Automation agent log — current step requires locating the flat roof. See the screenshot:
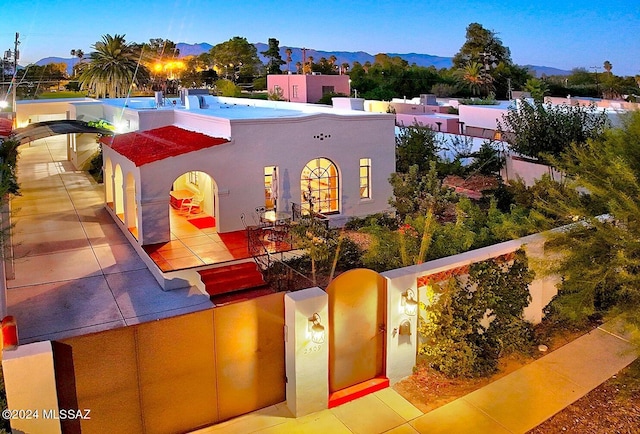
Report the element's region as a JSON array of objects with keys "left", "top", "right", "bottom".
[{"left": 100, "top": 95, "right": 386, "bottom": 121}]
